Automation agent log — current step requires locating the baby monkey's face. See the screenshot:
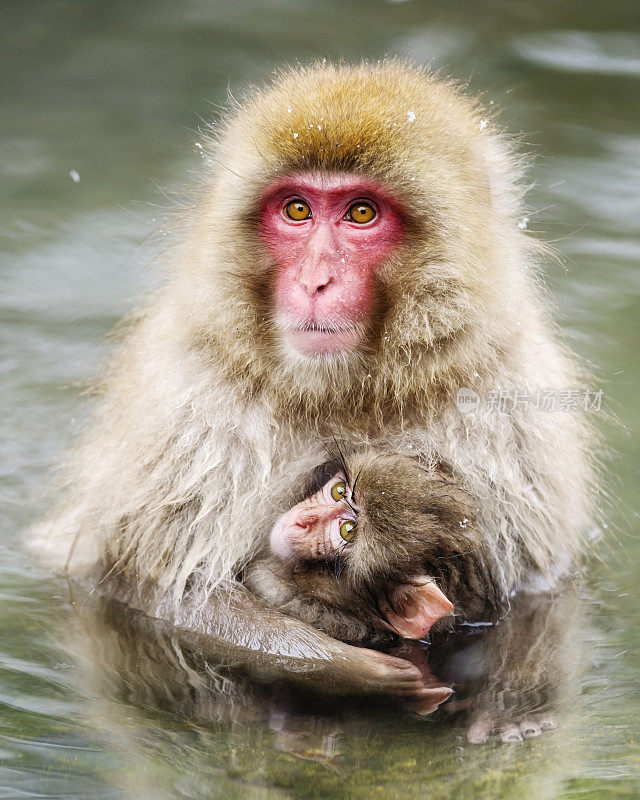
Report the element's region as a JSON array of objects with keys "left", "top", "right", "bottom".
[
  {"left": 268, "top": 458, "right": 455, "bottom": 640},
  {"left": 270, "top": 472, "right": 357, "bottom": 564}
]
